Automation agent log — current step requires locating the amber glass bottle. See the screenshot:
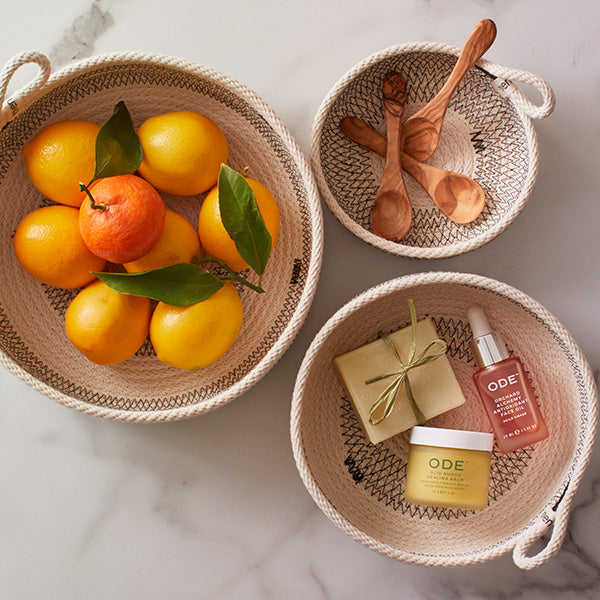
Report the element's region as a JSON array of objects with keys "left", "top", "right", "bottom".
[{"left": 468, "top": 306, "right": 548, "bottom": 453}]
